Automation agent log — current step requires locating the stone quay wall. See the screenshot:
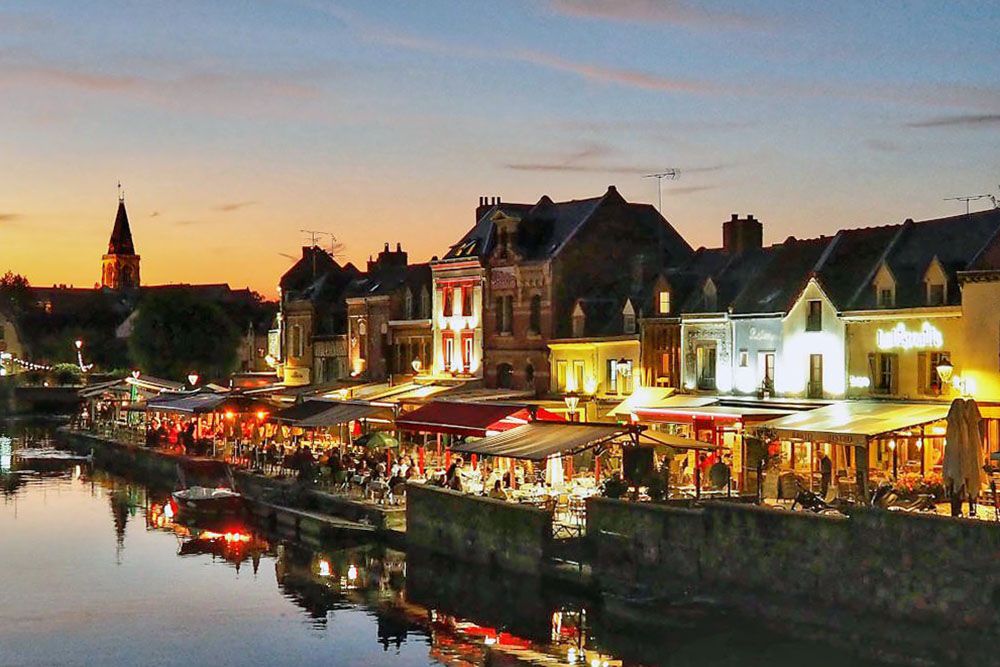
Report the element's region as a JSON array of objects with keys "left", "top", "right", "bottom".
[
  {"left": 587, "top": 497, "right": 1000, "bottom": 634},
  {"left": 406, "top": 483, "right": 551, "bottom": 575}
]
